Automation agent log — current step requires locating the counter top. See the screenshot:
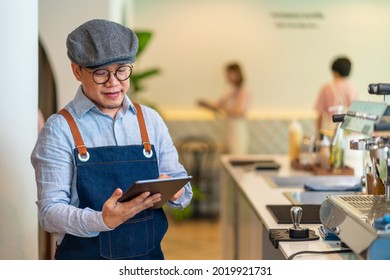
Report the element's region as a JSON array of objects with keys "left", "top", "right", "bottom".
[{"left": 220, "top": 154, "right": 358, "bottom": 260}]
